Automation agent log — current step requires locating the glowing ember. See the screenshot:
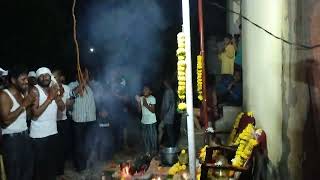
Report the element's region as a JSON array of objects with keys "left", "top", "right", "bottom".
[{"left": 182, "top": 172, "right": 190, "bottom": 180}]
